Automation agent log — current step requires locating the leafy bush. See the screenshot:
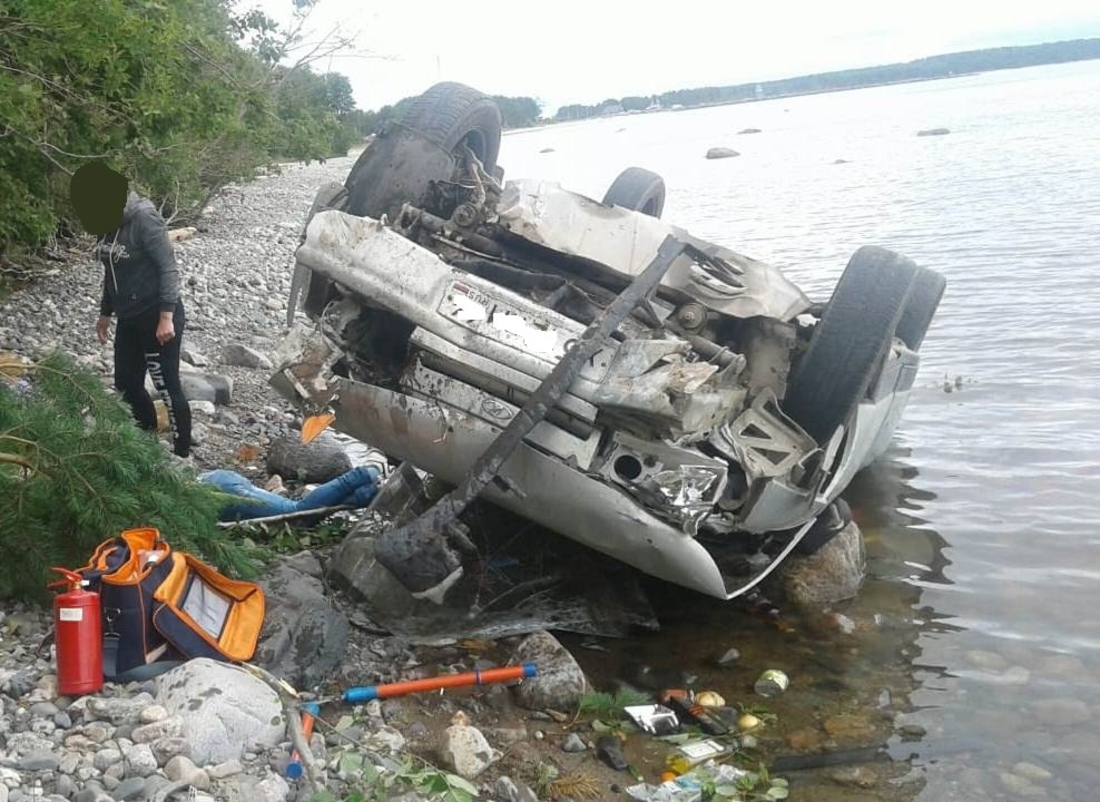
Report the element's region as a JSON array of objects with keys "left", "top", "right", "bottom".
[
  {"left": 0, "top": 351, "right": 254, "bottom": 600},
  {"left": 0, "top": 0, "right": 364, "bottom": 253}
]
